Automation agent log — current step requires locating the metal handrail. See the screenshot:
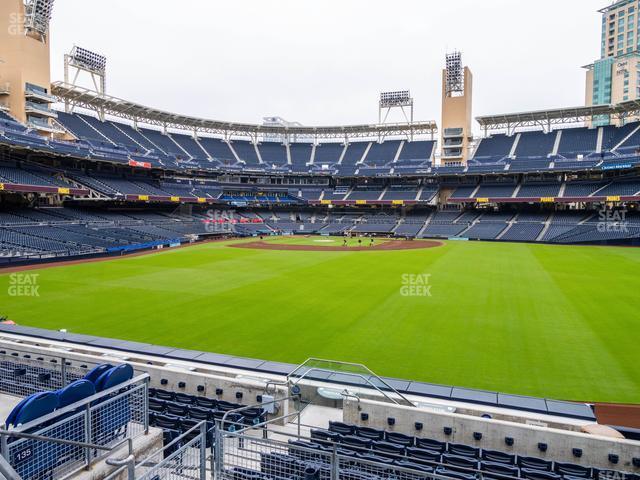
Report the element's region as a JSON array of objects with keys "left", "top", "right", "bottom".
[
  {"left": 219, "top": 394, "right": 294, "bottom": 431},
  {"left": 0, "top": 430, "right": 114, "bottom": 451},
  {"left": 0, "top": 453, "right": 20, "bottom": 480},
  {"left": 135, "top": 420, "right": 206, "bottom": 469},
  {"left": 288, "top": 358, "right": 414, "bottom": 407},
  {"left": 137, "top": 423, "right": 207, "bottom": 480}
]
